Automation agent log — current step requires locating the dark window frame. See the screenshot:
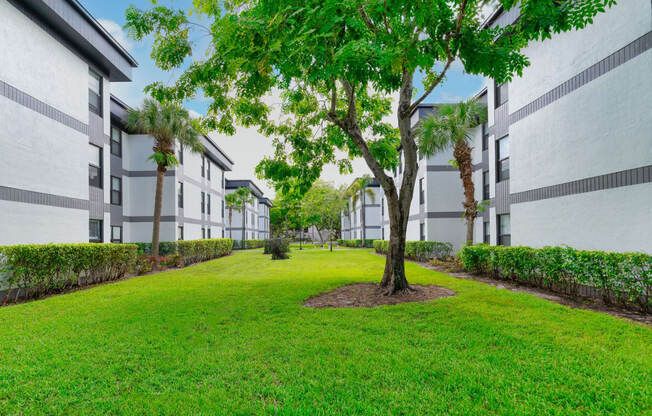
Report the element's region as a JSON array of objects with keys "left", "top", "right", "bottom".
[
  {"left": 201, "top": 155, "right": 205, "bottom": 178},
  {"left": 221, "top": 200, "right": 225, "bottom": 218},
  {"left": 111, "top": 225, "right": 123, "bottom": 243},
  {"left": 201, "top": 191, "right": 205, "bottom": 214},
  {"left": 496, "top": 136, "right": 510, "bottom": 182},
  {"left": 89, "top": 219, "right": 103, "bottom": 243},
  {"left": 207, "top": 159, "right": 211, "bottom": 180},
  {"left": 207, "top": 194, "right": 211, "bottom": 215},
  {"left": 110, "top": 175, "right": 122, "bottom": 205},
  {"left": 178, "top": 182, "right": 184, "bottom": 208},
  {"left": 201, "top": 227, "right": 206, "bottom": 239},
  {"left": 498, "top": 214, "right": 511, "bottom": 246},
  {"left": 419, "top": 178, "right": 424, "bottom": 205},
  {"left": 178, "top": 143, "right": 184, "bottom": 165},
  {"left": 89, "top": 144, "right": 103, "bottom": 188},
  {"left": 483, "top": 221, "right": 490, "bottom": 244},
  {"left": 419, "top": 223, "right": 425, "bottom": 241},
  {"left": 495, "top": 82, "right": 508, "bottom": 108},
  {"left": 207, "top": 228, "right": 211, "bottom": 239},
  {"left": 178, "top": 225, "right": 184, "bottom": 241},
  {"left": 88, "top": 69, "right": 103, "bottom": 116},
  {"left": 483, "top": 170, "right": 490, "bottom": 201},
  {"left": 110, "top": 125, "right": 122, "bottom": 157},
  {"left": 482, "top": 122, "right": 489, "bottom": 151}
]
